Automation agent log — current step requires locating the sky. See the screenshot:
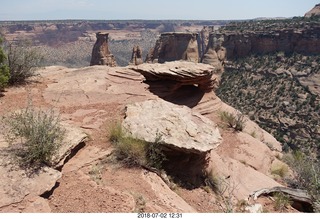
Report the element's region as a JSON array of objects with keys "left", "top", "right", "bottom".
[{"left": 0, "top": 0, "right": 319, "bottom": 21}]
